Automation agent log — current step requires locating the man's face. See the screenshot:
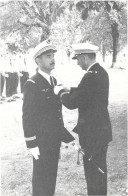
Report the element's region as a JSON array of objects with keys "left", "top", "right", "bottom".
[
  {"left": 76, "top": 54, "right": 89, "bottom": 70},
  {"left": 36, "top": 50, "right": 55, "bottom": 73}
]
